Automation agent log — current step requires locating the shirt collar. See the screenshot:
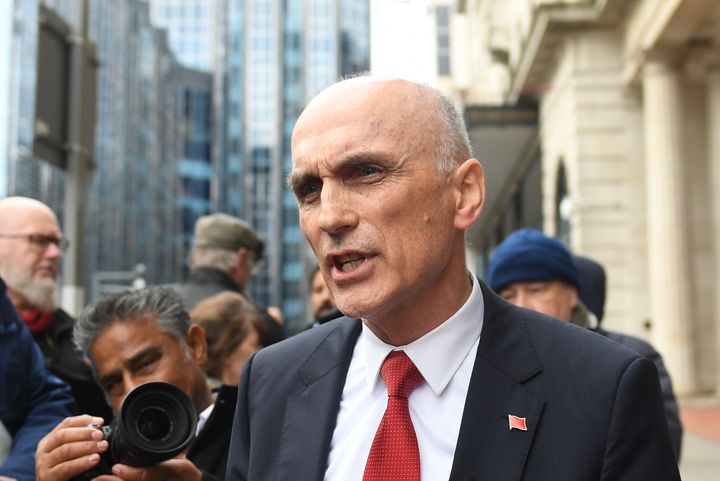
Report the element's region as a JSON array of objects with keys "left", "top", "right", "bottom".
[{"left": 360, "top": 273, "right": 484, "bottom": 396}]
